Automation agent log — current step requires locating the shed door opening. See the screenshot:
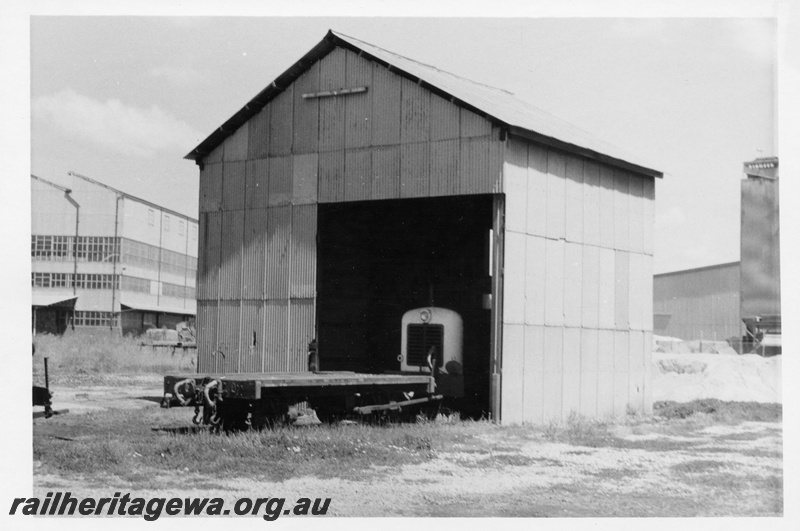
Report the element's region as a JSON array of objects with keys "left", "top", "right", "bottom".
[{"left": 316, "top": 195, "right": 495, "bottom": 417}]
